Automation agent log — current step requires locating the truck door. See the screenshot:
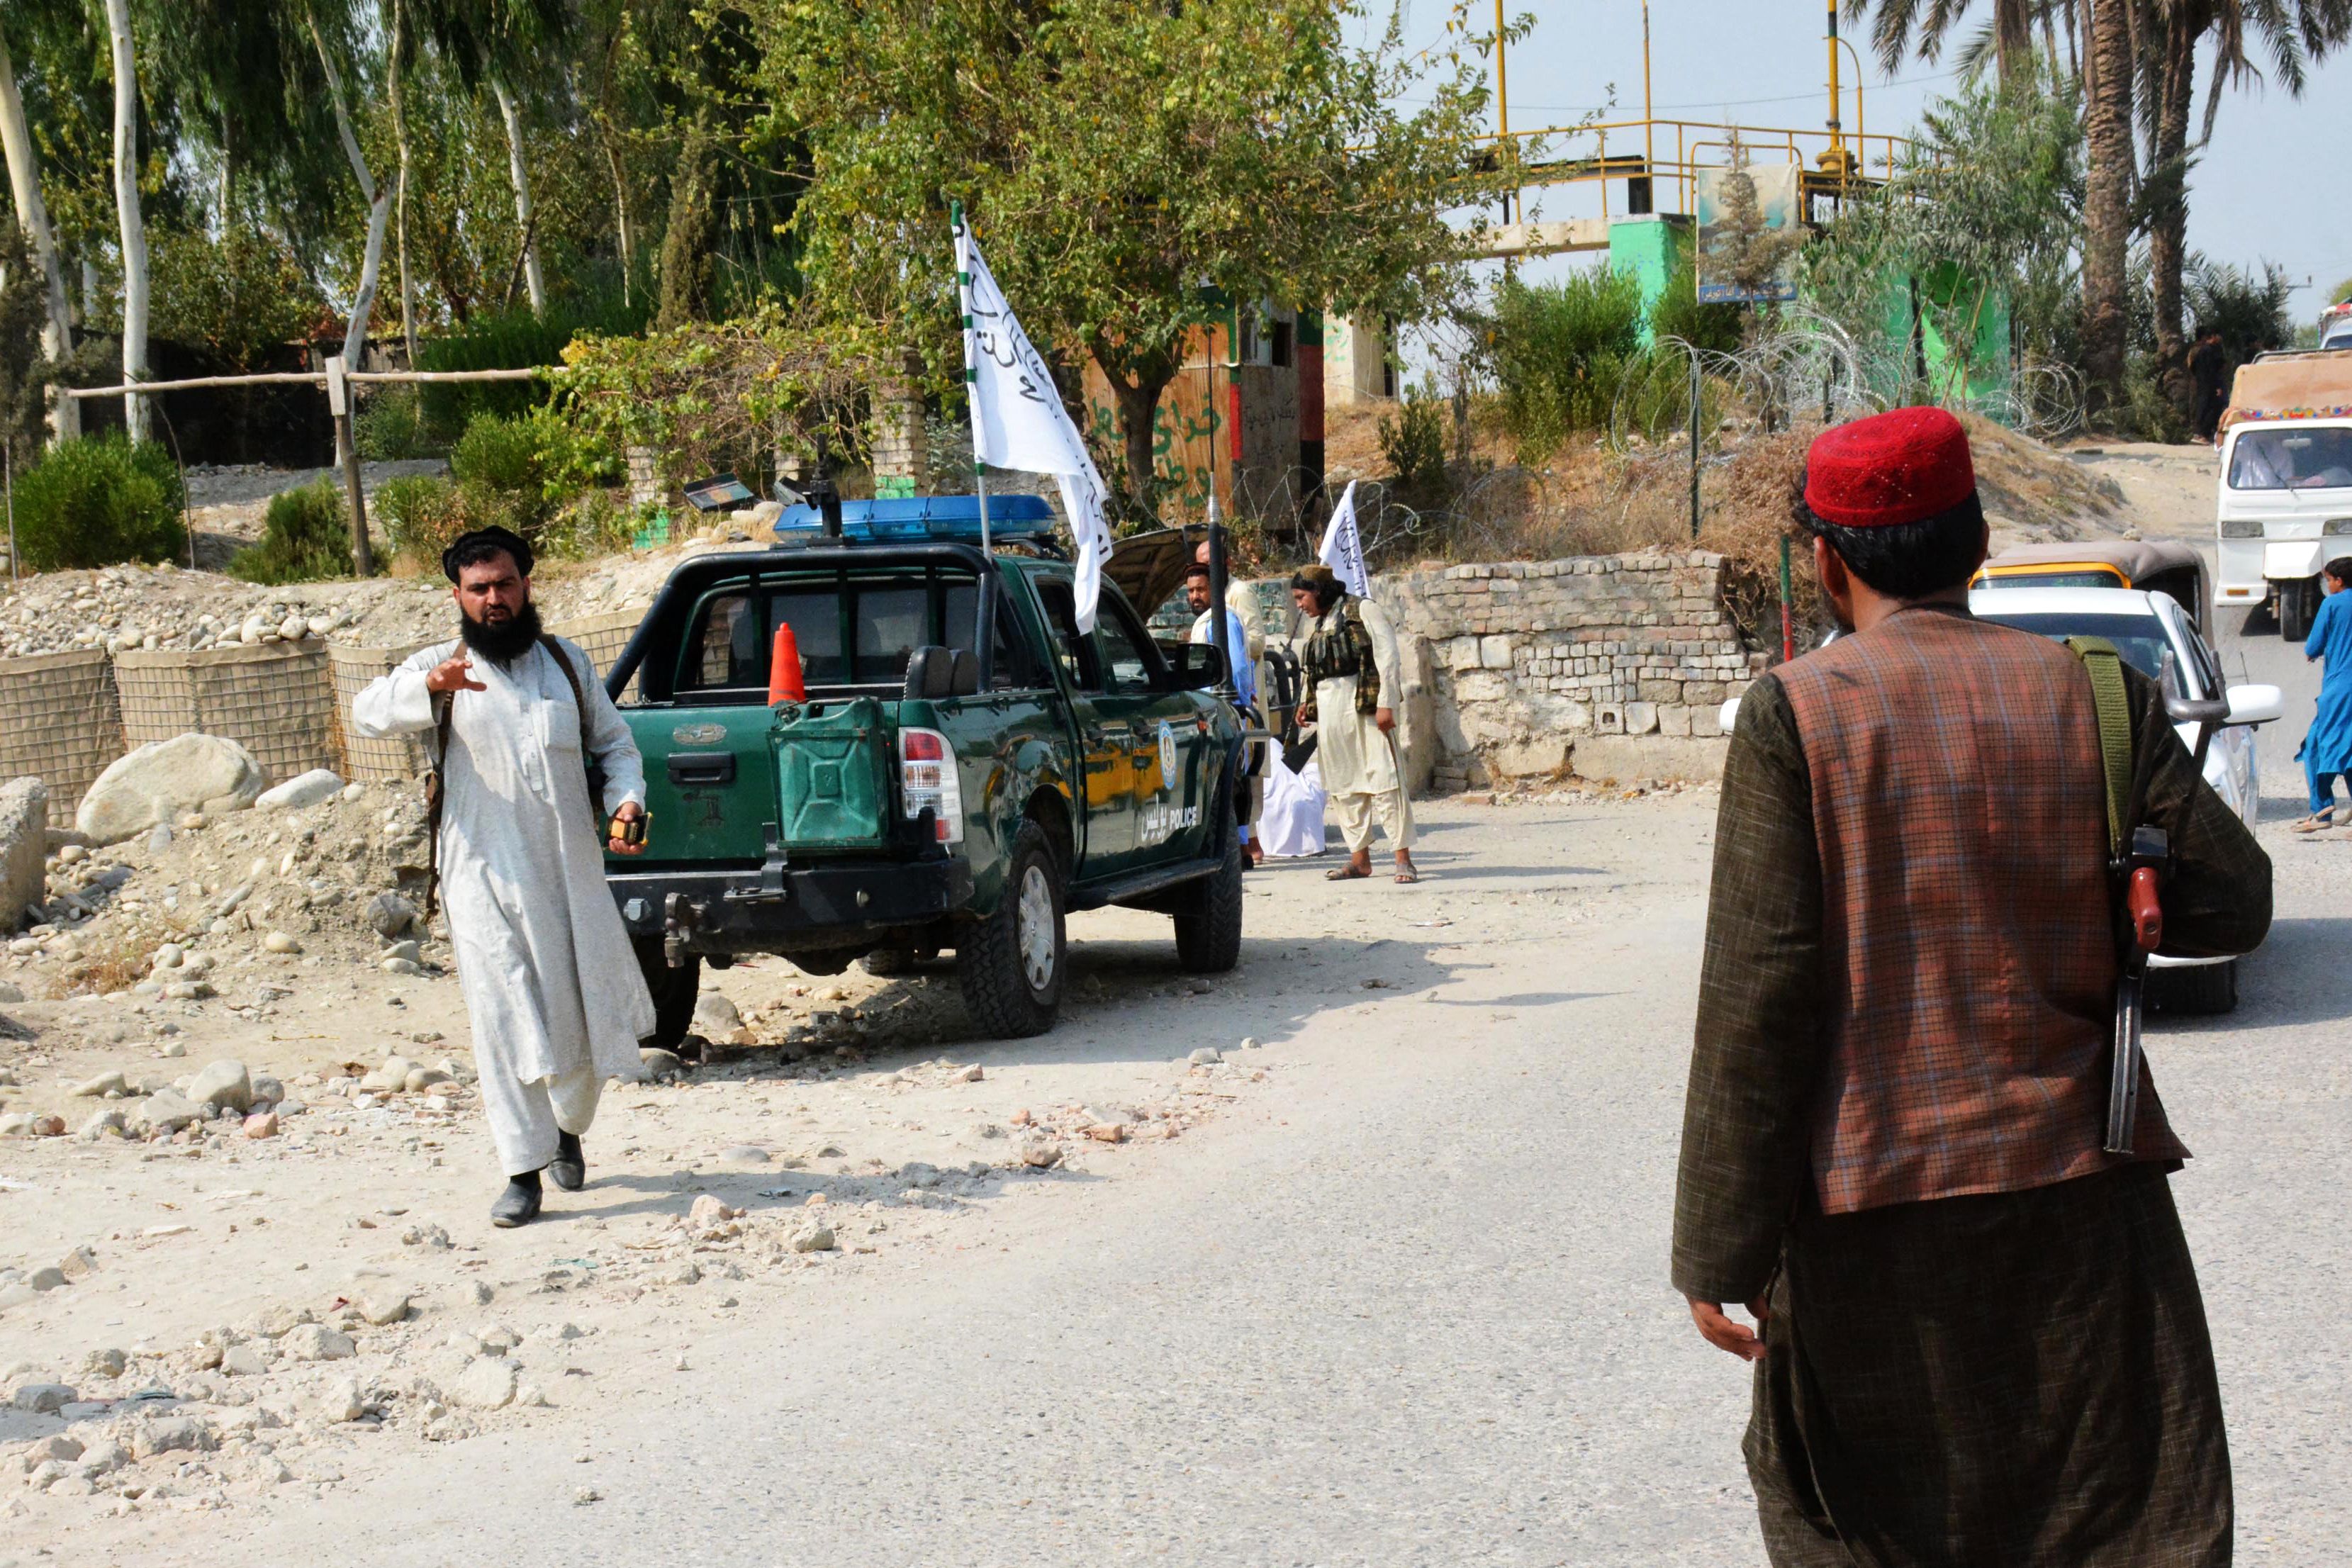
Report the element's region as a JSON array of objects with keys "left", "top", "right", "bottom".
[
  {"left": 1032, "top": 578, "right": 1136, "bottom": 877},
  {"left": 1086, "top": 590, "right": 1212, "bottom": 870}
]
